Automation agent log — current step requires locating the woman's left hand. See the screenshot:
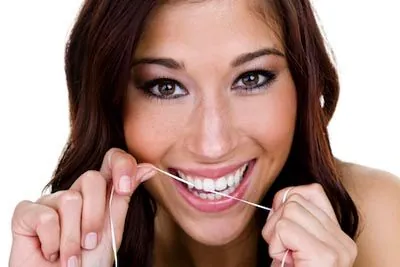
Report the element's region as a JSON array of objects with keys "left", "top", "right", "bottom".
[{"left": 262, "top": 183, "right": 358, "bottom": 267}]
